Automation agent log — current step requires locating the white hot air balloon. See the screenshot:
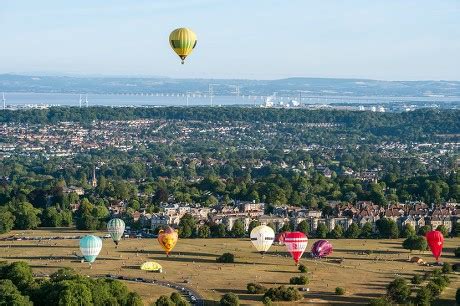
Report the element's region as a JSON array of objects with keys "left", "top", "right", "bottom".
[
  {"left": 107, "top": 218, "right": 125, "bottom": 246},
  {"left": 250, "top": 225, "right": 275, "bottom": 255}
]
